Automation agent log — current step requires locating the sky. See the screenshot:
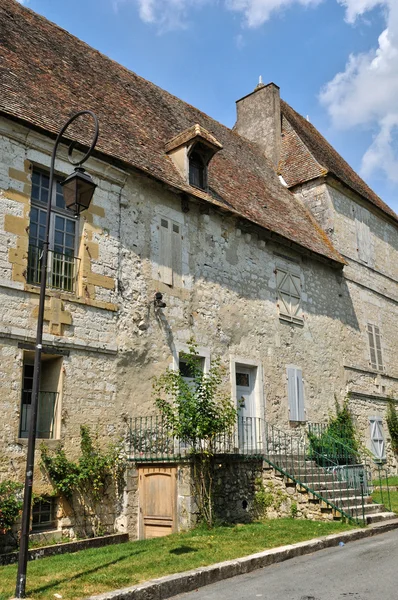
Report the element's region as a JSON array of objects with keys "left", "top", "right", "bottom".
[{"left": 16, "top": 0, "right": 398, "bottom": 212}]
